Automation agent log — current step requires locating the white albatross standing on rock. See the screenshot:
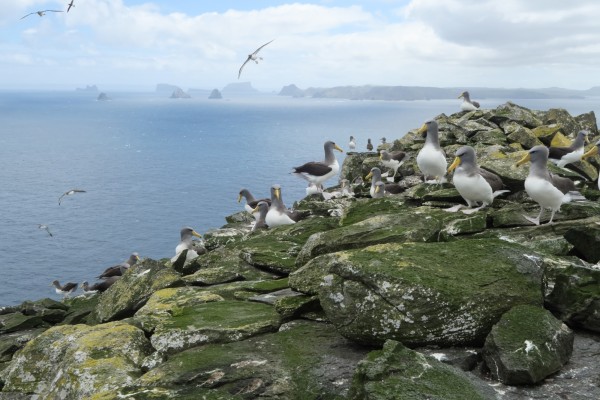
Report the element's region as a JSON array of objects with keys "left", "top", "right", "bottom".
[
  {"left": 265, "top": 184, "right": 307, "bottom": 227},
  {"left": 171, "top": 227, "right": 204, "bottom": 263},
  {"left": 516, "top": 145, "right": 586, "bottom": 225},
  {"left": 416, "top": 120, "right": 447, "bottom": 184},
  {"left": 458, "top": 91, "right": 480, "bottom": 111},
  {"left": 292, "top": 141, "right": 343, "bottom": 189}
]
